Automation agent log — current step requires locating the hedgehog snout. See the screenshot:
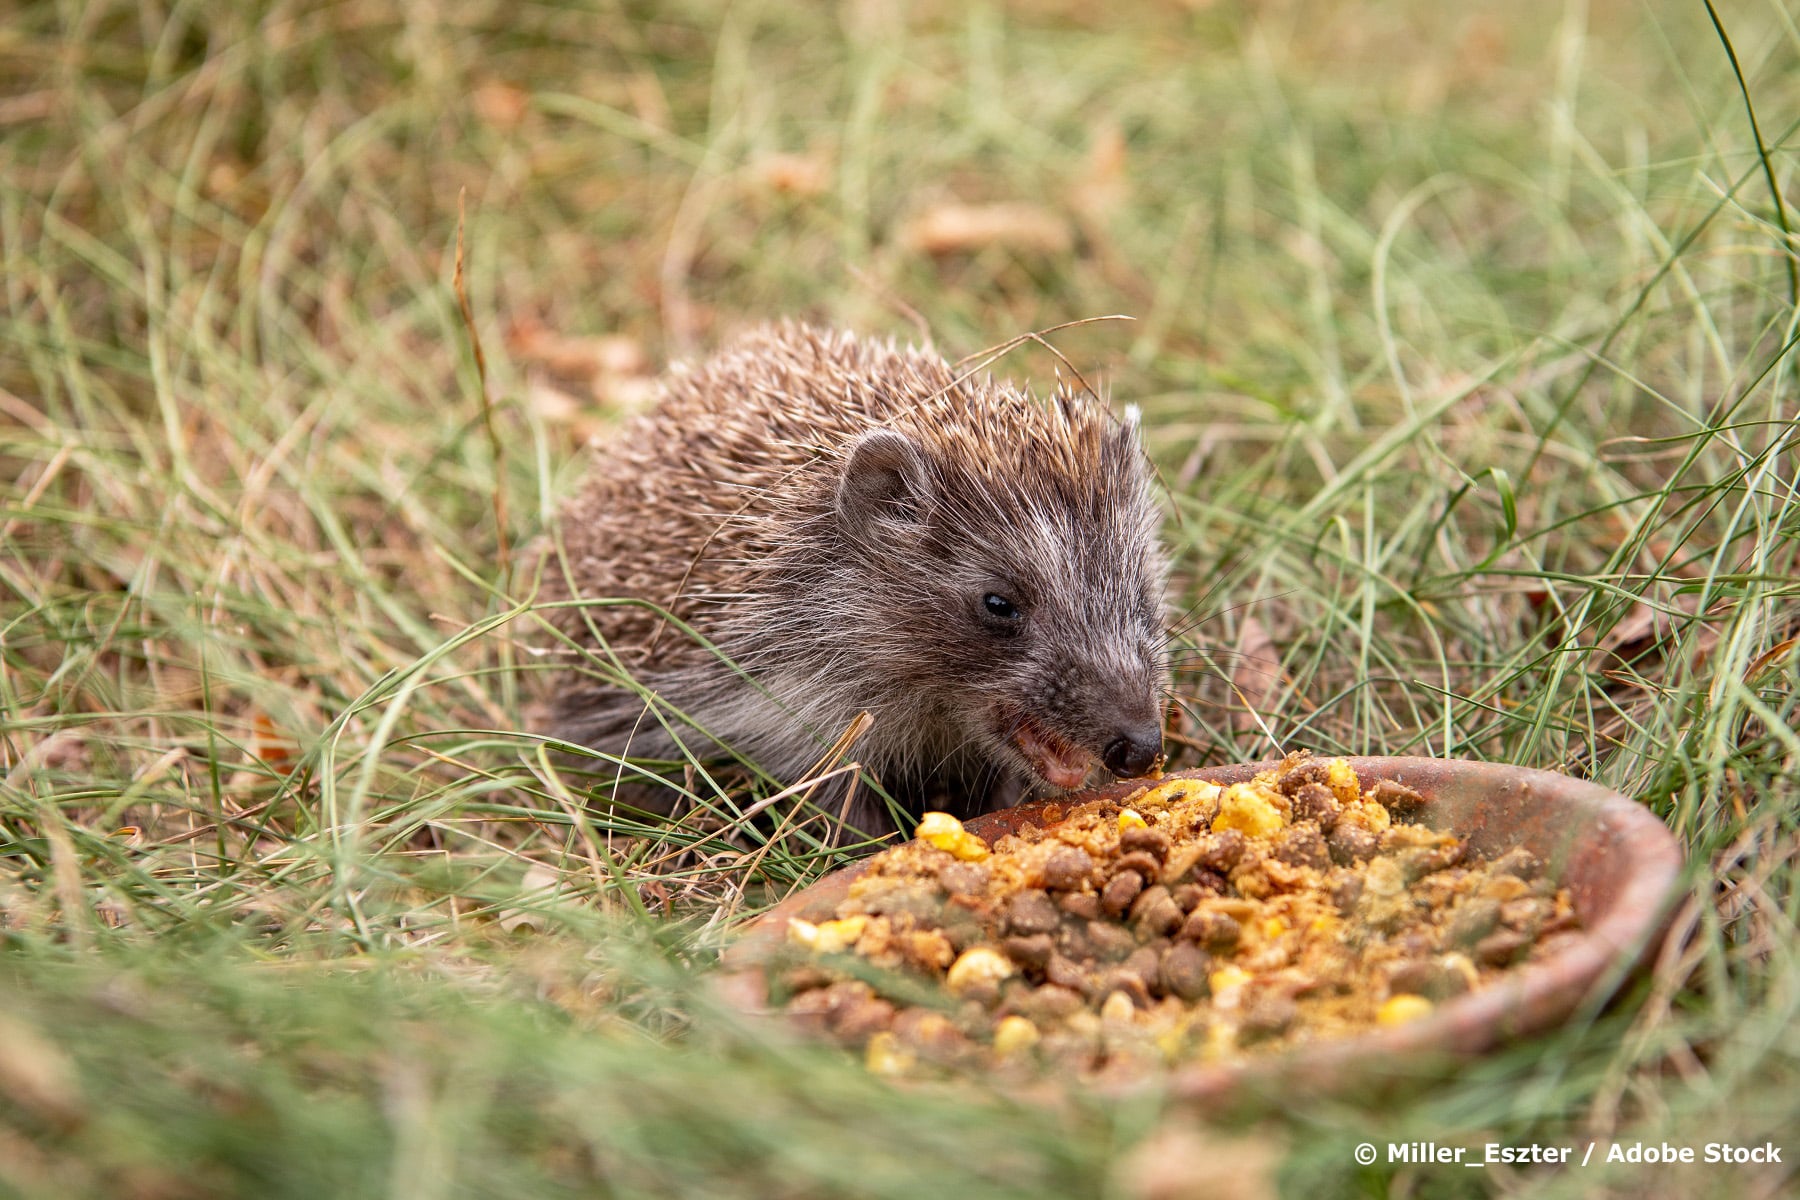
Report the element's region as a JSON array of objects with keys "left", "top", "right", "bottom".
[
  {"left": 1088, "top": 650, "right": 1168, "bottom": 779},
  {"left": 1102, "top": 725, "right": 1162, "bottom": 778},
  {"left": 996, "top": 651, "right": 1163, "bottom": 784}
]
